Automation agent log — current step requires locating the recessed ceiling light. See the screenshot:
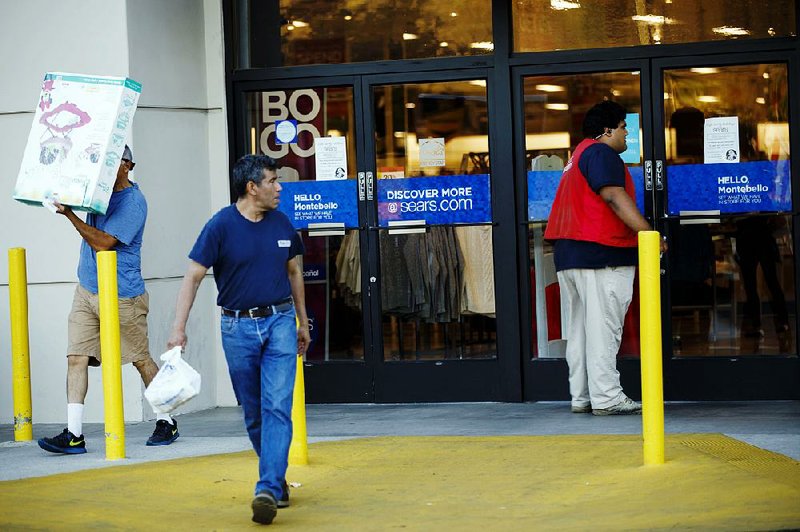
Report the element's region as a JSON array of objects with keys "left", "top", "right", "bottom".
[
  {"left": 291, "top": 19, "right": 308, "bottom": 28},
  {"left": 450, "top": 11, "right": 458, "bottom": 17},
  {"left": 690, "top": 67, "right": 719, "bottom": 74},
  {"left": 763, "top": 72, "right": 770, "bottom": 79},
  {"left": 697, "top": 95, "right": 719, "bottom": 103},
  {"left": 535, "top": 84, "right": 565, "bottom": 92},
  {"left": 712, "top": 26, "right": 751, "bottom": 36},
  {"left": 403, "top": 32, "right": 418, "bottom": 40},
  {"left": 550, "top": 0, "right": 581, "bottom": 9},
  {"left": 755, "top": 97, "right": 766, "bottom": 104},
  {"left": 440, "top": 42, "right": 449, "bottom": 47},
  {"left": 545, "top": 103, "right": 569, "bottom": 111},
  {"left": 405, "top": 103, "right": 416, "bottom": 109},
  {"left": 344, "top": 14, "right": 352, "bottom": 20},
  {"left": 470, "top": 41, "right": 494, "bottom": 50},
  {"left": 631, "top": 15, "right": 675, "bottom": 25}
]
